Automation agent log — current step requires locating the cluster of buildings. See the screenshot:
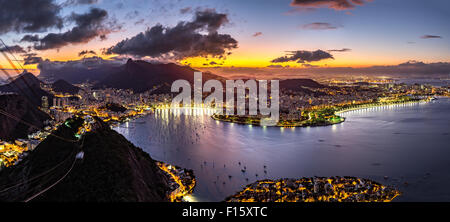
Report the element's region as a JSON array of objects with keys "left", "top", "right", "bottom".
[
  {"left": 0, "top": 139, "right": 40, "bottom": 168},
  {"left": 156, "top": 162, "right": 196, "bottom": 202},
  {"left": 278, "top": 80, "right": 448, "bottom": 121},
  {"left": 39, "top": 82, "right": 175, "bottom": 127},
  {"left": 2, "top": 82, "right": 157, "bottom": 169},
  {"left": 226, "top": 176, "right": 400, "bottom": 202},
  {"left": 2, "top": 78, "right": 179, "bottom": 169},
  {"left": 0, "top": 114, "right": 97, "bottom": 169}
]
